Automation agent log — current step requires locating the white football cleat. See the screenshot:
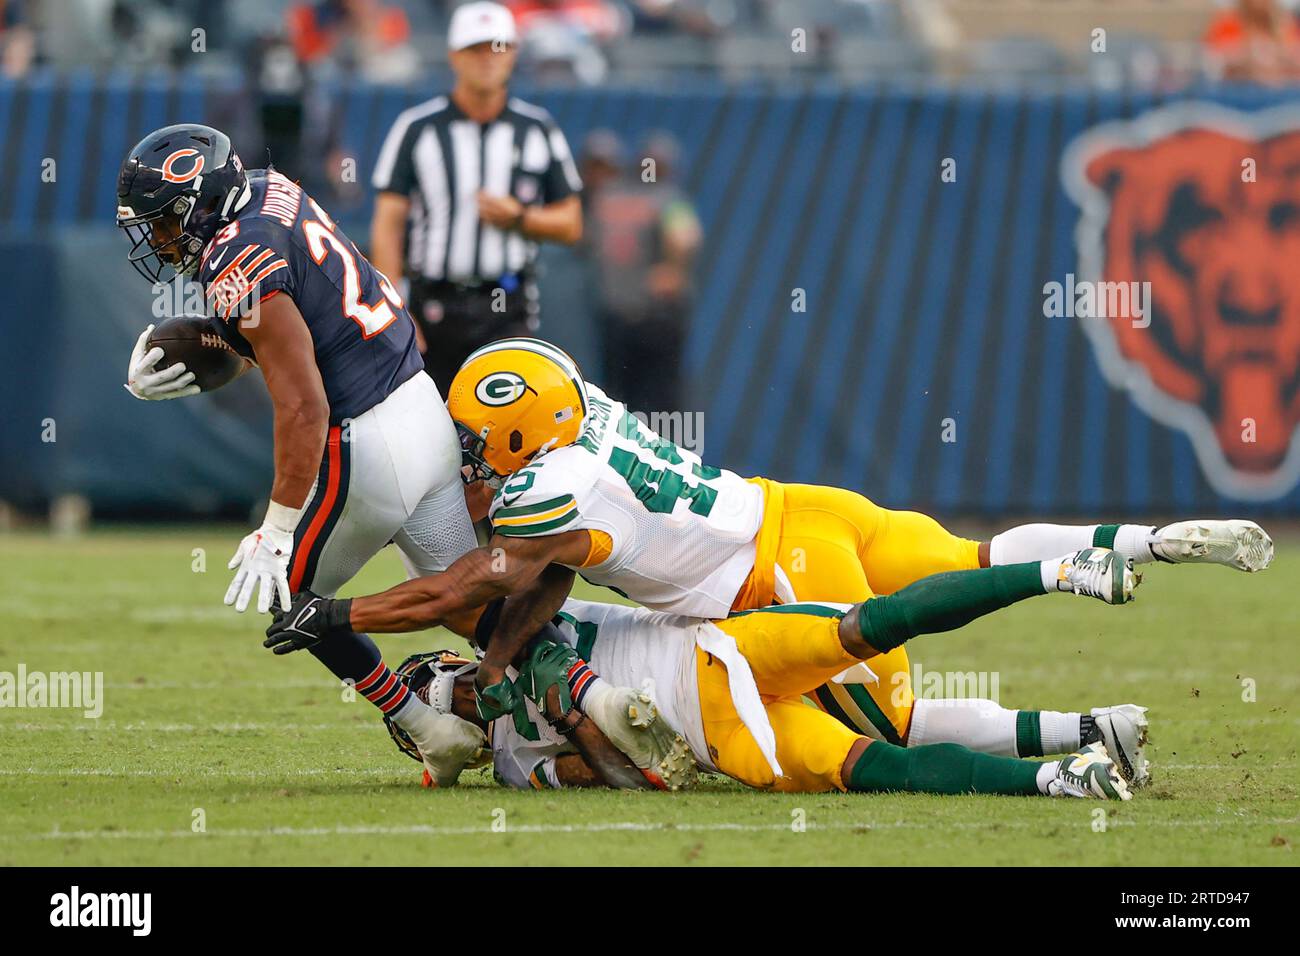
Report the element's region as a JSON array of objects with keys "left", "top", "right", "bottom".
[
  {"left": 1053, "top": 548, "right": 1140, "bottom": 604},
  {"left": 584, "top": 681, "right": 698, "bottom": 791},
  {"left": 1153, "top": 520, "right": 1273, "bottom": 573},
  {"left": 400, "top": 699, "right": 488, "bottom": 788},
  {"left": 1090, "top": 704, "right": 1150, "bottom": 788},
  {"left": 1045, "top": 743, "right": 1132, "bottom": 800}
]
